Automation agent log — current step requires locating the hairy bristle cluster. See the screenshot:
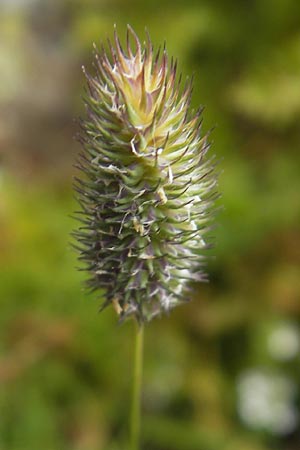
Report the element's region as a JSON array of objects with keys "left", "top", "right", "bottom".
[{"left": 74, "top": 26, "right": 218, "bottom": 322}]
